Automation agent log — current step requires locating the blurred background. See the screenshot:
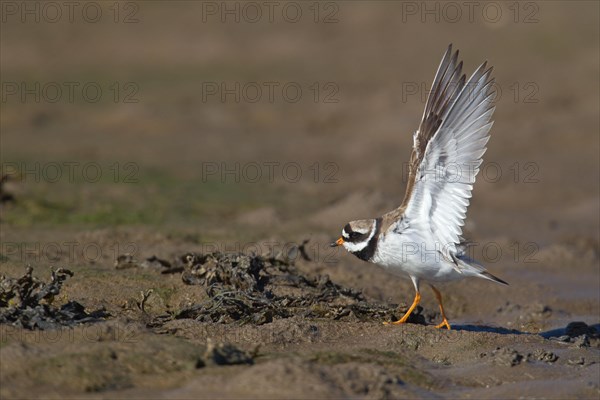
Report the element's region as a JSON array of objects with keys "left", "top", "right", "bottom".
[
  {"left": 2, "top": 0, "right": 599, "bottom": 306},
  {"left": 2, "top": 1, "right": 597, "bottom": 240}
]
